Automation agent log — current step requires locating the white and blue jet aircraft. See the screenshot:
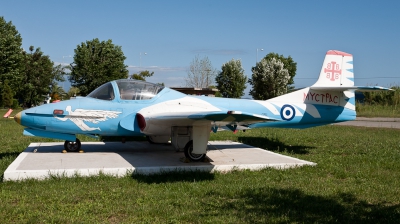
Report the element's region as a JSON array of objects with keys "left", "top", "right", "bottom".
[{"left": 14, "top": 50, "right": 390, "bottom": 161}]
